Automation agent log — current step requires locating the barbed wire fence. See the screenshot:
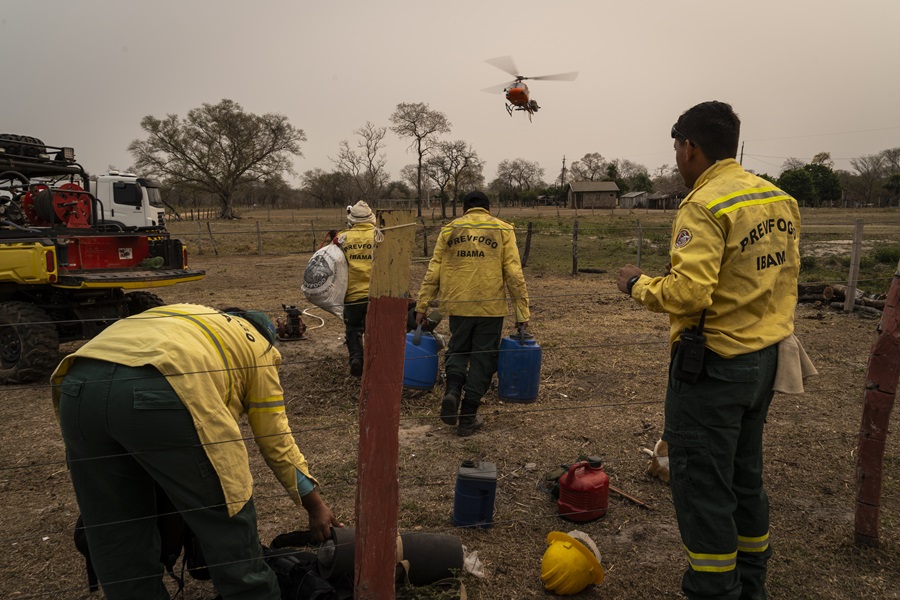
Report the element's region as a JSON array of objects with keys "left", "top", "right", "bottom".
[{"left": 1, "top": 210, "right": 898, "bottom": 597}]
